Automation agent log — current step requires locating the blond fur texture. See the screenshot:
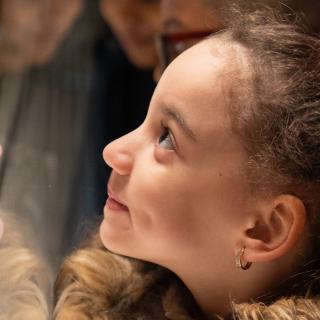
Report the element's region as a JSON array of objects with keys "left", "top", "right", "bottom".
[
  {"left": 54, "top": 232, "right": 173, "bottom": 320},
  {"left": 0, "top": 211, "right": 52, "bottom": 320},
  {"left": 232, "top": 298, "right": 320, "bottom": 320}
]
